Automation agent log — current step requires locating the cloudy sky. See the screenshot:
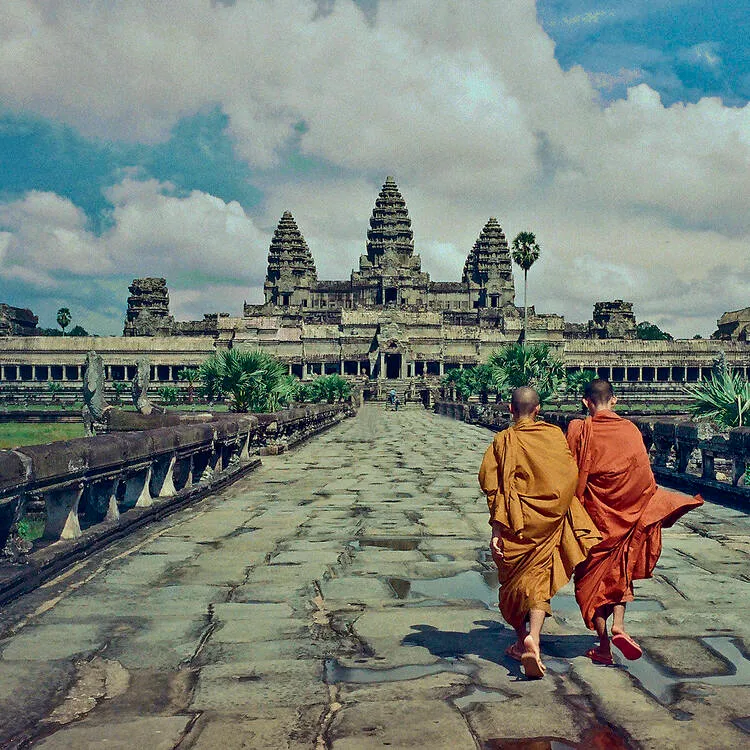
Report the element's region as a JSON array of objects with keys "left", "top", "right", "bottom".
[{"left": 0, "top": 0, "right": 748, "bottom": 338}]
